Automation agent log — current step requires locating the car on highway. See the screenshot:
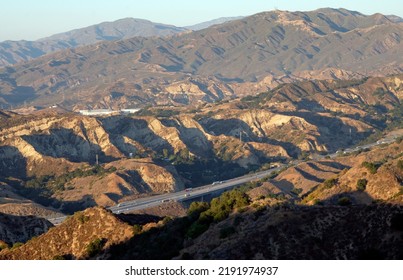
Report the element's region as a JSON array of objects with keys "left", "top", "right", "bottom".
[{"left": 212, "top": 181, "right": 224, "bottom": 185}]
